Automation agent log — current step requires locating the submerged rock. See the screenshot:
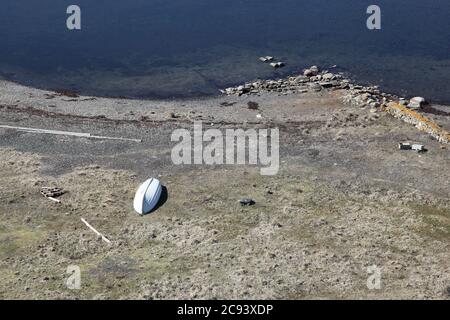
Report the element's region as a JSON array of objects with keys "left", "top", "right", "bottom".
[
  {"left": 270, "top": 62, "right": 285, "bottom": 69},
  {"left": 259, "top": 56, "right": 274, "bottom": 62}
]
